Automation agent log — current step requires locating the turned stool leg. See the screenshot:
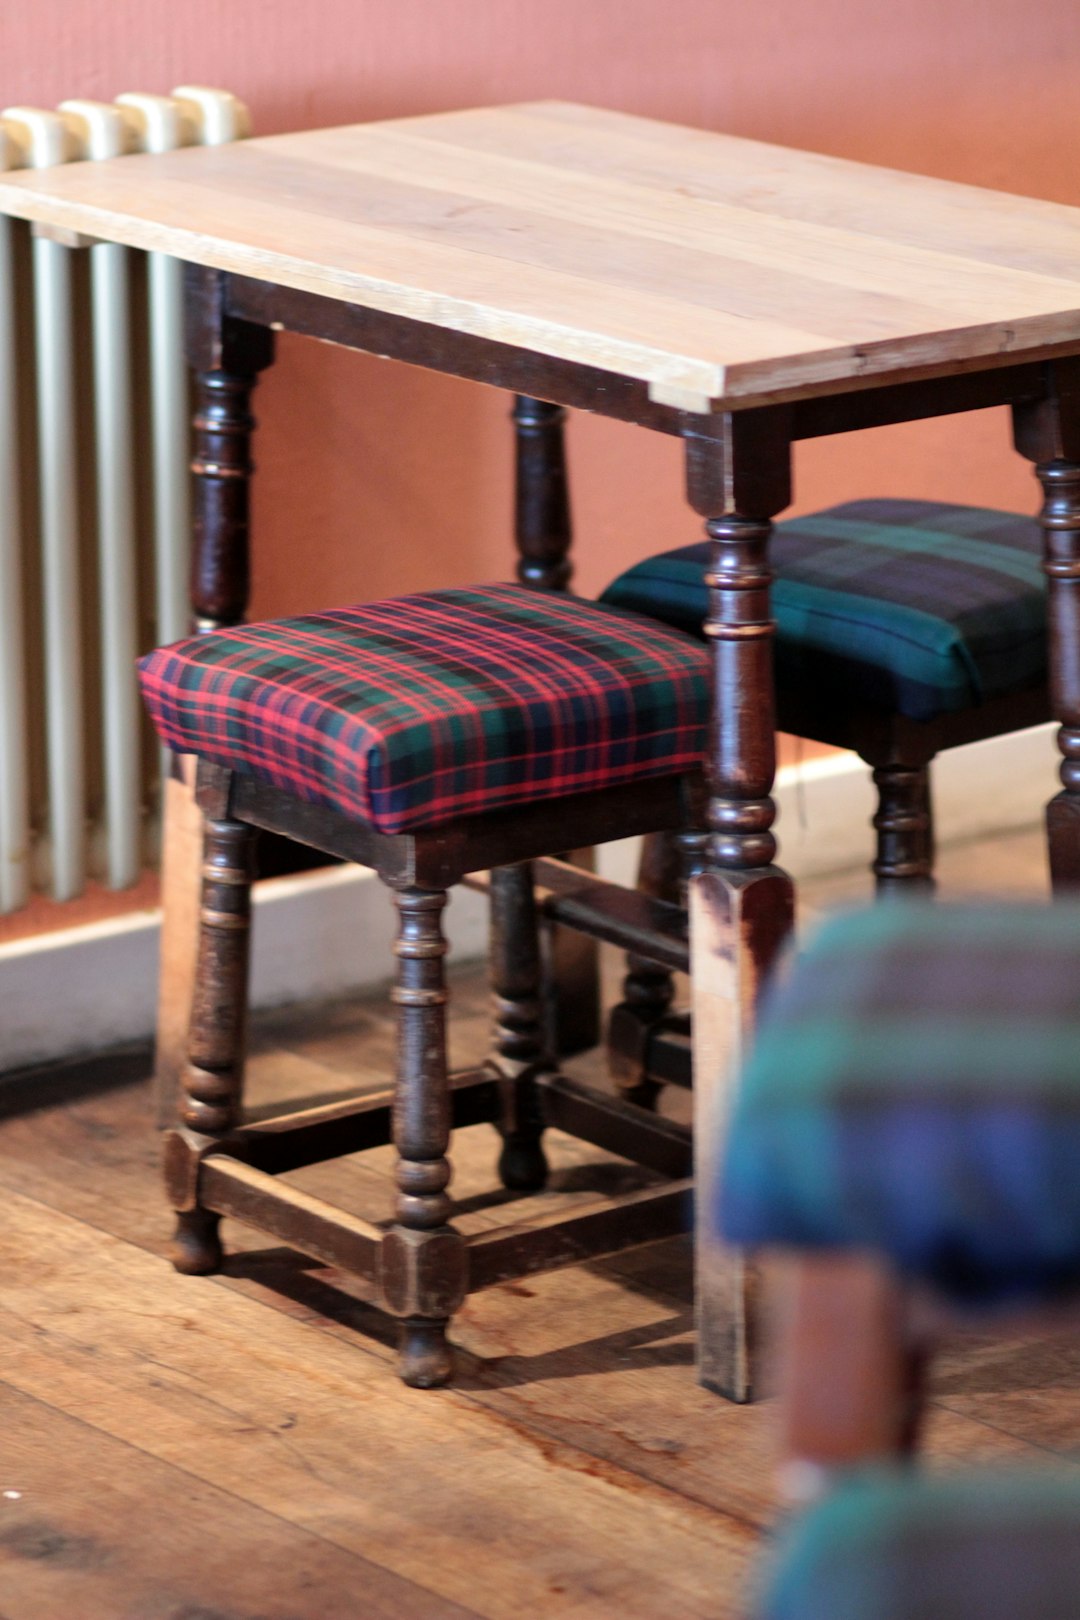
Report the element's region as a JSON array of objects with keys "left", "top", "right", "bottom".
[
  {"left": 609, "top": 831, "right": 681, "bottom": 1109},
  {"left": 167, "top": 814, "right": 257, "bottom": 1275},
  {"left": 490, "top": 864, "right": 550, "bottom": 1192},
  {"left": 871, "top": 762, "right": 936, "bottom": 895},
  {"left": 381, "top": 887, "right": 467, "bottom": 1388}
]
